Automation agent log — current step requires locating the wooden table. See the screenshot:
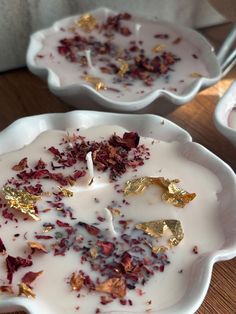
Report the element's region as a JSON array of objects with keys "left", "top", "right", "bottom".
[{"left": 0, "top": 23, "right": 235, "bottom": 314}]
